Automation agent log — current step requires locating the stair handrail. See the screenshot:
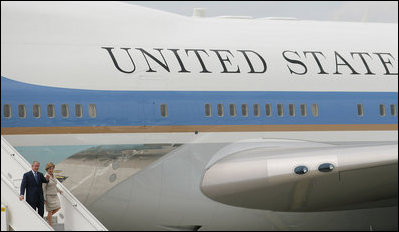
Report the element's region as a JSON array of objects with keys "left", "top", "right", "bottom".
[
  {"left": 1, "top": 136, "right": 108, "bottom": 231},
  {"left": 1, "top": 172, "right": 54, "bottom": 231}
]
